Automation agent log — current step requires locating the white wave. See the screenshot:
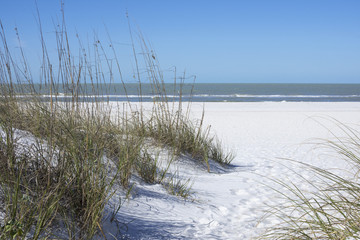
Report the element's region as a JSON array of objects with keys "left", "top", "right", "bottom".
[{"left": 13, "top": 93, "right": 360, "bottom": 99}]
